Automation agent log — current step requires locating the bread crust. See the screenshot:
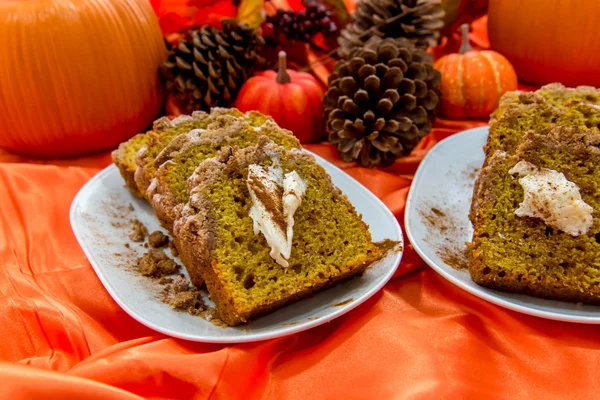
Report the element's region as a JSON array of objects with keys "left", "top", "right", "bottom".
[
  {"left": 468, "top": 125, "right": 600, "bottom": 304},
  {"left": 111, "top": 134, "right": 147, "bottom": 198},
  {"left": 173, "top": 137, "right": 380, "bottom": 326},
  {"left": 148, "top": 116, "right": 249, "bottom": 232},
  {"left": 134, "top": 112, "right": 210, "bottom": 199}
]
